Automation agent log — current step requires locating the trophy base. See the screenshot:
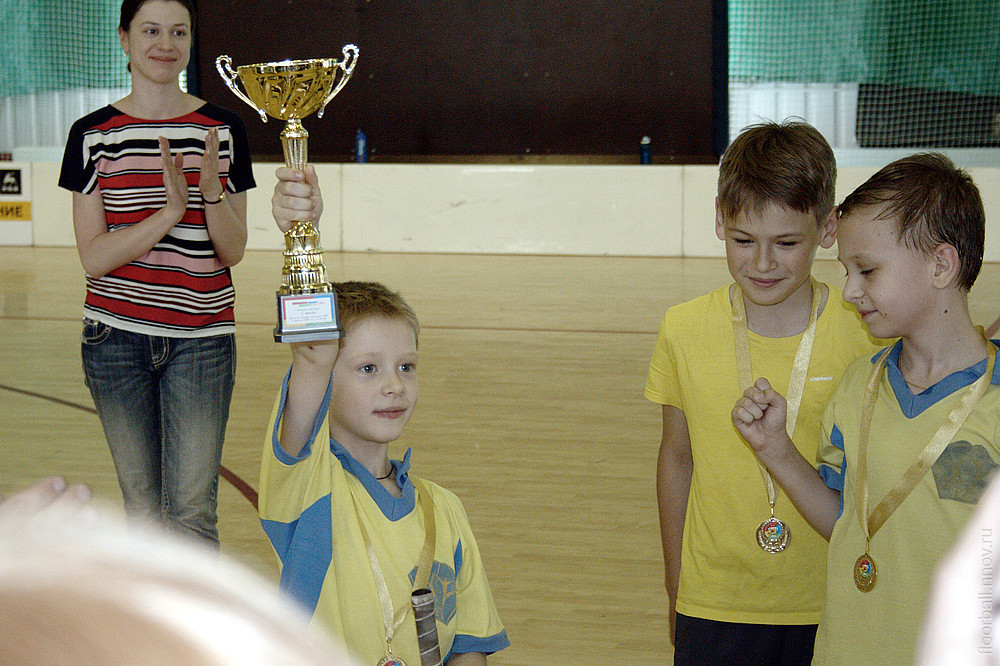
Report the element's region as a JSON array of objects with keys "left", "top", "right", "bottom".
[{"left": 273, "top": 291, "right": 343, "bottom": 343}]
